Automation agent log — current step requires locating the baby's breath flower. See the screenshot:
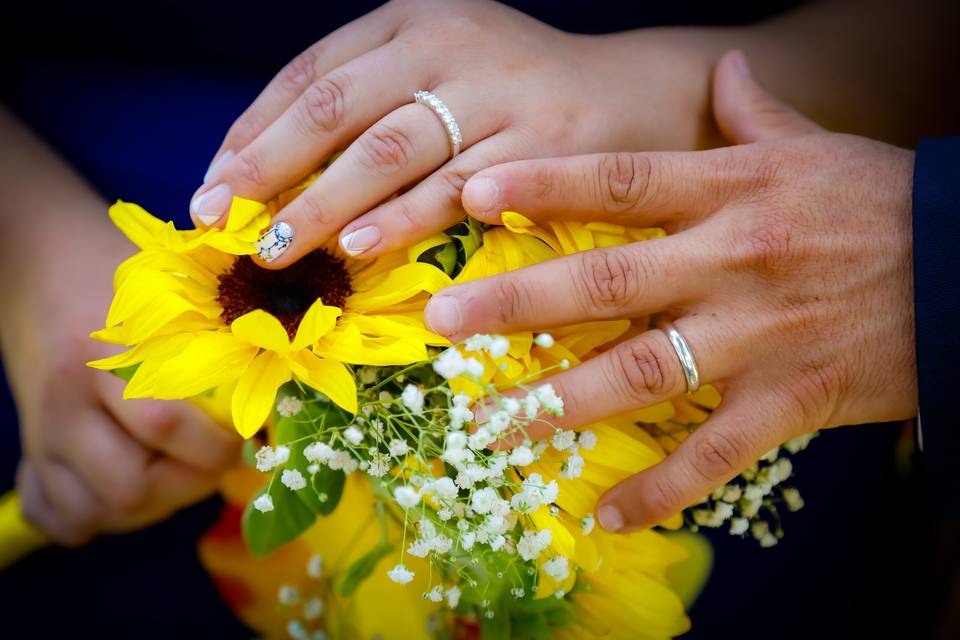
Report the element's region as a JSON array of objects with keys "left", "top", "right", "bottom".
[
  {"left": 425, "top": 586, "right": 444, "bottom": 602},
  {"left": 306, "top": 555, "right": 324, "bottom": 579},
  {"left": 278, "top": 584, "right": 300, "bottom": 605},
  {"left": 287, "top": 620, "right": 308, "bottom": 640},
  {"left": 485, "top": 410, "right": 511, "bottom": 434},
  {"left": 559, "top": 453, "right": 585, "bottom": 479},
  {"left": 534, "top": 333, "right": 555, "bottom": 348},
  {"left": 394, "top": 485, "right": 420, "bottom": 509},
  {"left": 343, "top": 425, "right": 364, "bottom": 445},
  {"left": 517, "top": 529, "right": 552, "bottom": 561},
  {"left": 536, "top": 384, "right": 564, "bottom": 414},
  {"left": 281, "top": 469, "right": 307, "bottom": 491},
  {"left": 253, "top": 494, "right": 274, "bottom": 513},
  {"left": 255, "top": 446, "right": 281, "bottom": 472},
  {"left": 578, "top": 430, "right": 597, "bottom": 450},
  {"left": 387, "top": 564, "right": 415, "bottom": 584},
  {"left": 464, "top": 357, "right": 485, "bottom": 378},
  {"left": 782, "top": 487, "right": 805, "bottom": 511},
  {"left": 401, "top": 384, "right": 425, "bottom": 414},
  {"left": 470, "top": 487, "right": 501, "bottom": 514},
  {"left": 445, "top": 586, "right": 461, "bottom": 609},
  {"left": 729, "top": 517, "right": 749, "bottom": 535},
  {"left": 276, "top": 395, "right": 304, "bottom": 417},
  {"left": 302, "top": 596, "right": 324, "bottom": 620},
  {"left": 543, "top": 556, "right": 570, "bottom": 581},
  {"left": 303, "top": 441, "right": 335, "bottom": 465},
  {"left": 388, "top": 439, "right": 410, "bottom": 457},
  {"left": 760, "top": 532, "right": 779, "bottom": 547},
  {"left": 433, "top": 348, "right": 467, "bottom": 379},
  {"left": 551, "top": 430, "right": 576, "bottom": 452},
  {"left": 523, "top": 393, "right": 540, "bottom": 419},
  {"left": 489, "top": 335, "right": 510, "bottom": 358},
  {"left": 464, "top": 334, "right": 493, "bottom": 352},
  {"left": 721, "top": 484, "right": 743, "bottom": 502},
  {"left": 581, "top": 513, "right": 596, "bottom": 535},
  {"left": 507, "top": 446, "right": 535, "bottom": 467},
  {"left": 366, "top": 454, "right": 390, "bottom": 478}
]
